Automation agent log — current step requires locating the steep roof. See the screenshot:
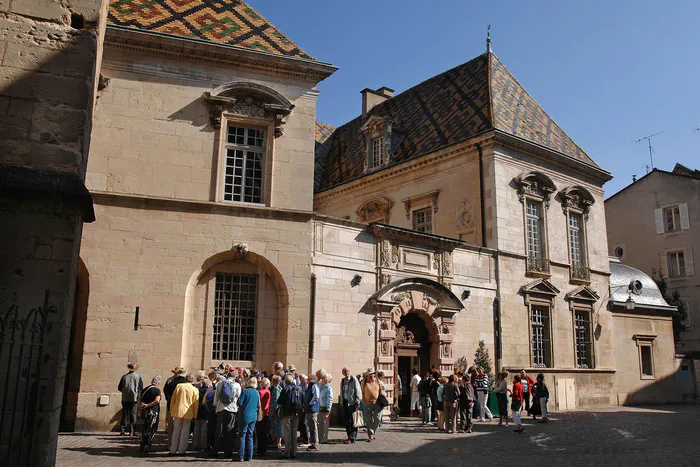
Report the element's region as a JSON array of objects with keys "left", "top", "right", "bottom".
[
  {"left": 609, "top": 260, "right": 676, "bottom": 311},
  {"left": 107, "top": 0, "right": 315, "bottom": 60},
  {"left": 315, "top": 52, "right": 599, "bottom": 192}
]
